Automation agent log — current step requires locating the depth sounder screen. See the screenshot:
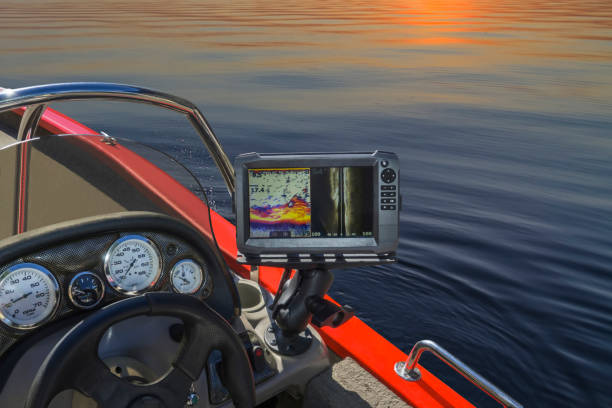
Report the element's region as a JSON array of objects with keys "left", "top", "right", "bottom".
[
  {"left": 248, "top": 167, "right": 373, "bottom": 239},
  {"left": 235, "top": 151, "right": 399, "bottom": 267}
]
